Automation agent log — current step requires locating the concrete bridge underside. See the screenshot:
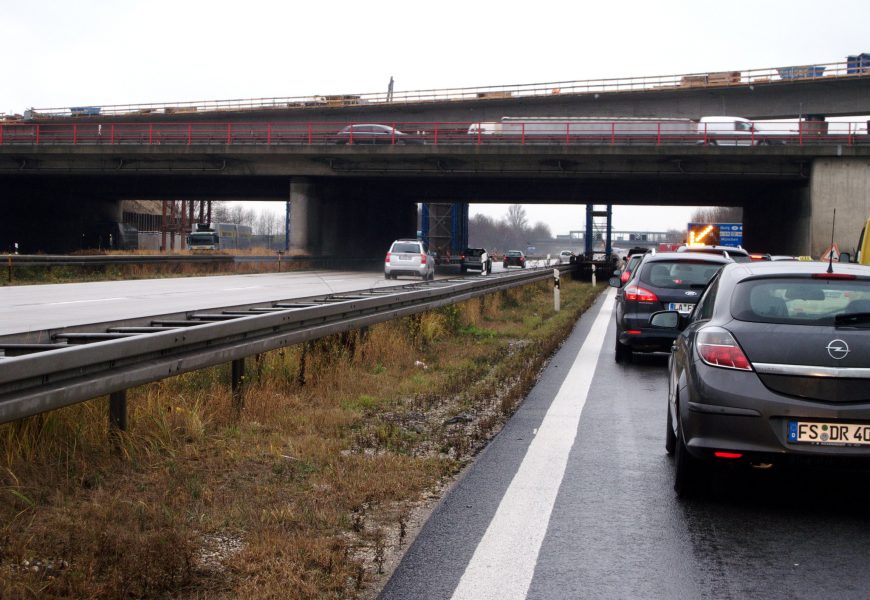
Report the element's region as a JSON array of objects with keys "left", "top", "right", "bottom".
[{"left": 1, "top": 145, "right": 868, "bottom": 257}]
